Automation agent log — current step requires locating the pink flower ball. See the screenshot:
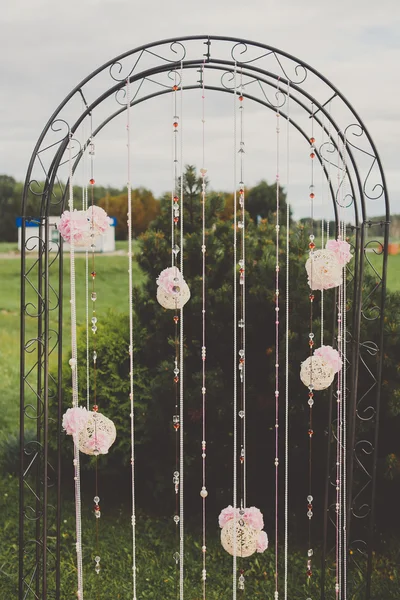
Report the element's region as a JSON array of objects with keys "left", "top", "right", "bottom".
[
  {"left": 87, "top": 205, "right": 112, "bottom": 235},
  {"left": 157, "top": 267, "right": 184, "bottom": 295},
  {"left": 62, "top": 406, "right": 89, "bottom": 436},
  {"left": 326, "top": 239, "right": 352, "bottom": 266},
  {"left": 314, "top": 345, "right": 342, "bottom": 374},
  {"left": 256, "top": 530, "right": 269, "bottom": 553},
  {"left": 58, "top": 210, "right": 90, "bottom": 245},
  {"left": 218, "top": 505, "right": 237, "bottom": 528},
  {"left": 85, "top": 429, "right": 113, "bottom": 454},
  {"left": 242, "top": 506, "right": 264, "bottom": 530}
]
